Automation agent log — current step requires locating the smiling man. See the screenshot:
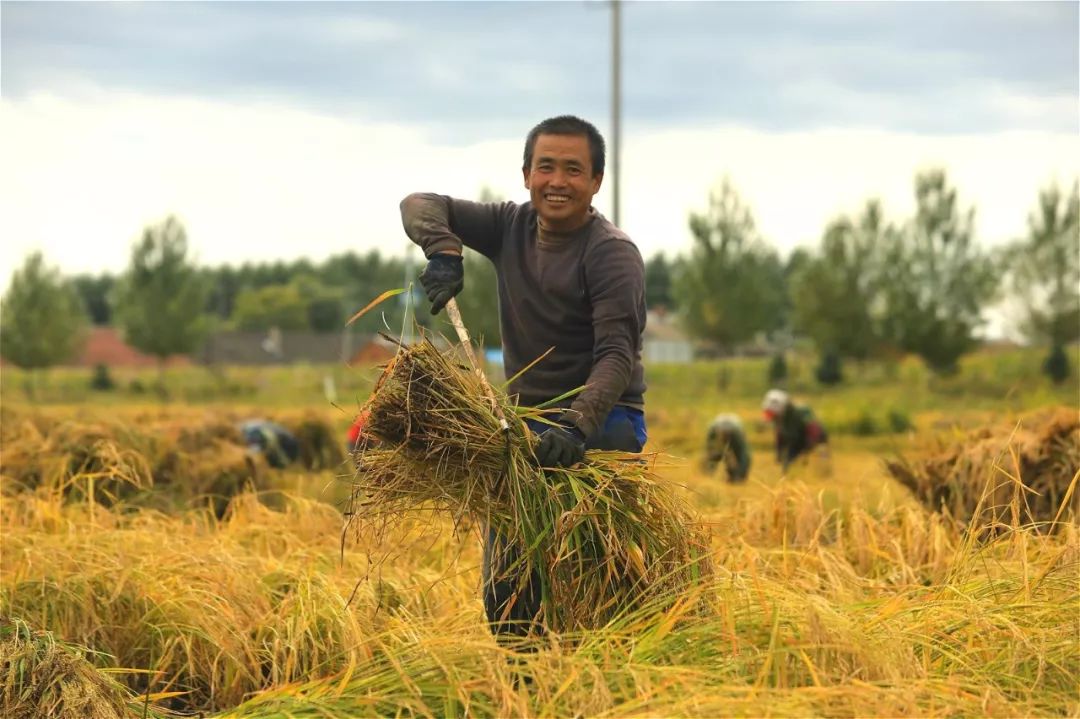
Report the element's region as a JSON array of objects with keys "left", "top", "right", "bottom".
[{"left": 399, "top": 115, "right": 647, "bottom": 639}]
